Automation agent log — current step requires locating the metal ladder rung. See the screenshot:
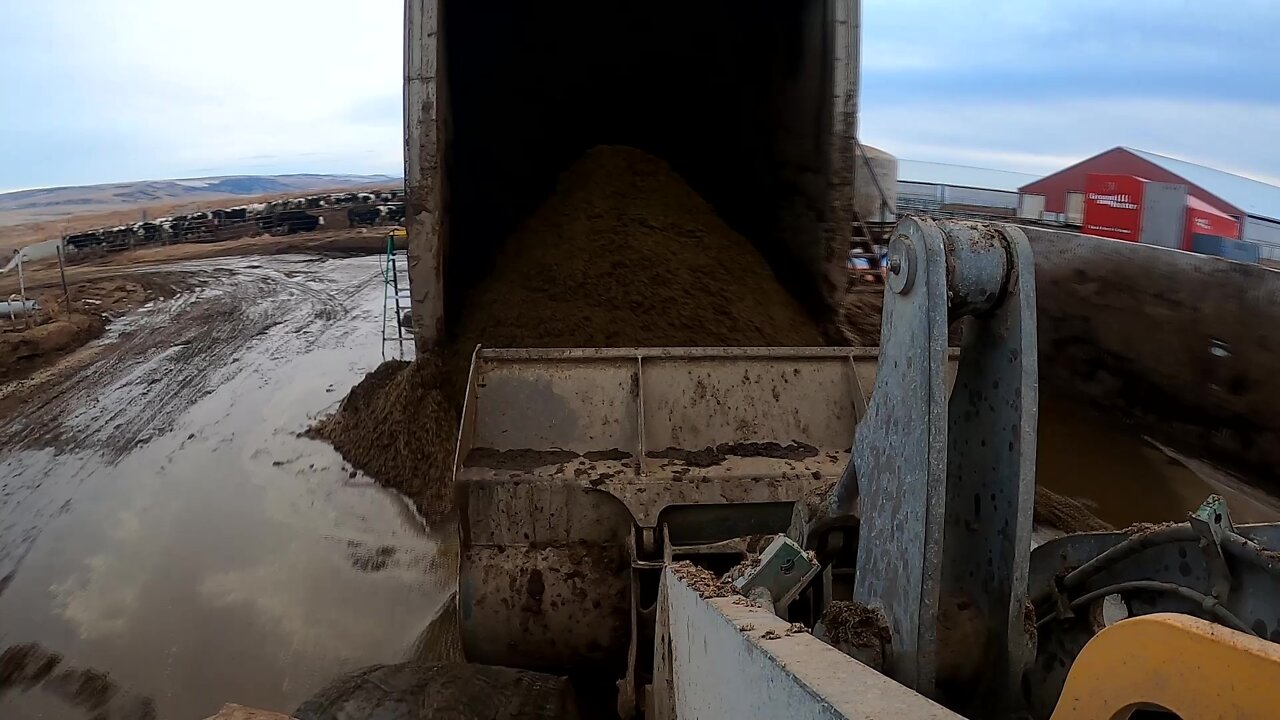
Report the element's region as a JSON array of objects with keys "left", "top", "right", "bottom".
[{"left": 381, "top": 232, "right": 416, "bottom": 360}]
